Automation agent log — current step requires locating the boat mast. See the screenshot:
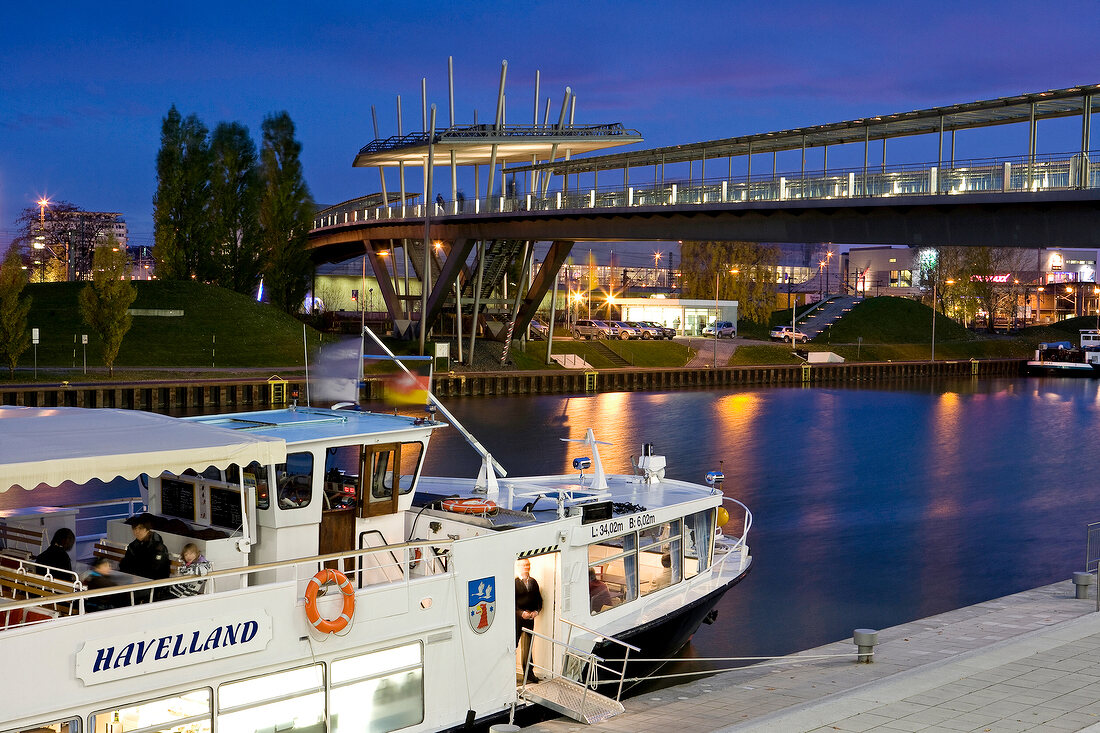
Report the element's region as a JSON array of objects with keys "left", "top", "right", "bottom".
[{"left": 362, "top": 326, "right": 507, "bottom": 494}]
